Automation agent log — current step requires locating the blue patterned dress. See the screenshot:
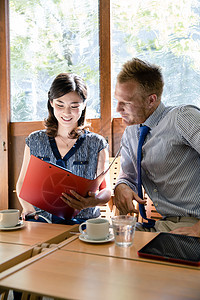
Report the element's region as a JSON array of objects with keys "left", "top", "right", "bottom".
[{"left": 25, "top": 129, "right": 108, "bottom": 223}]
